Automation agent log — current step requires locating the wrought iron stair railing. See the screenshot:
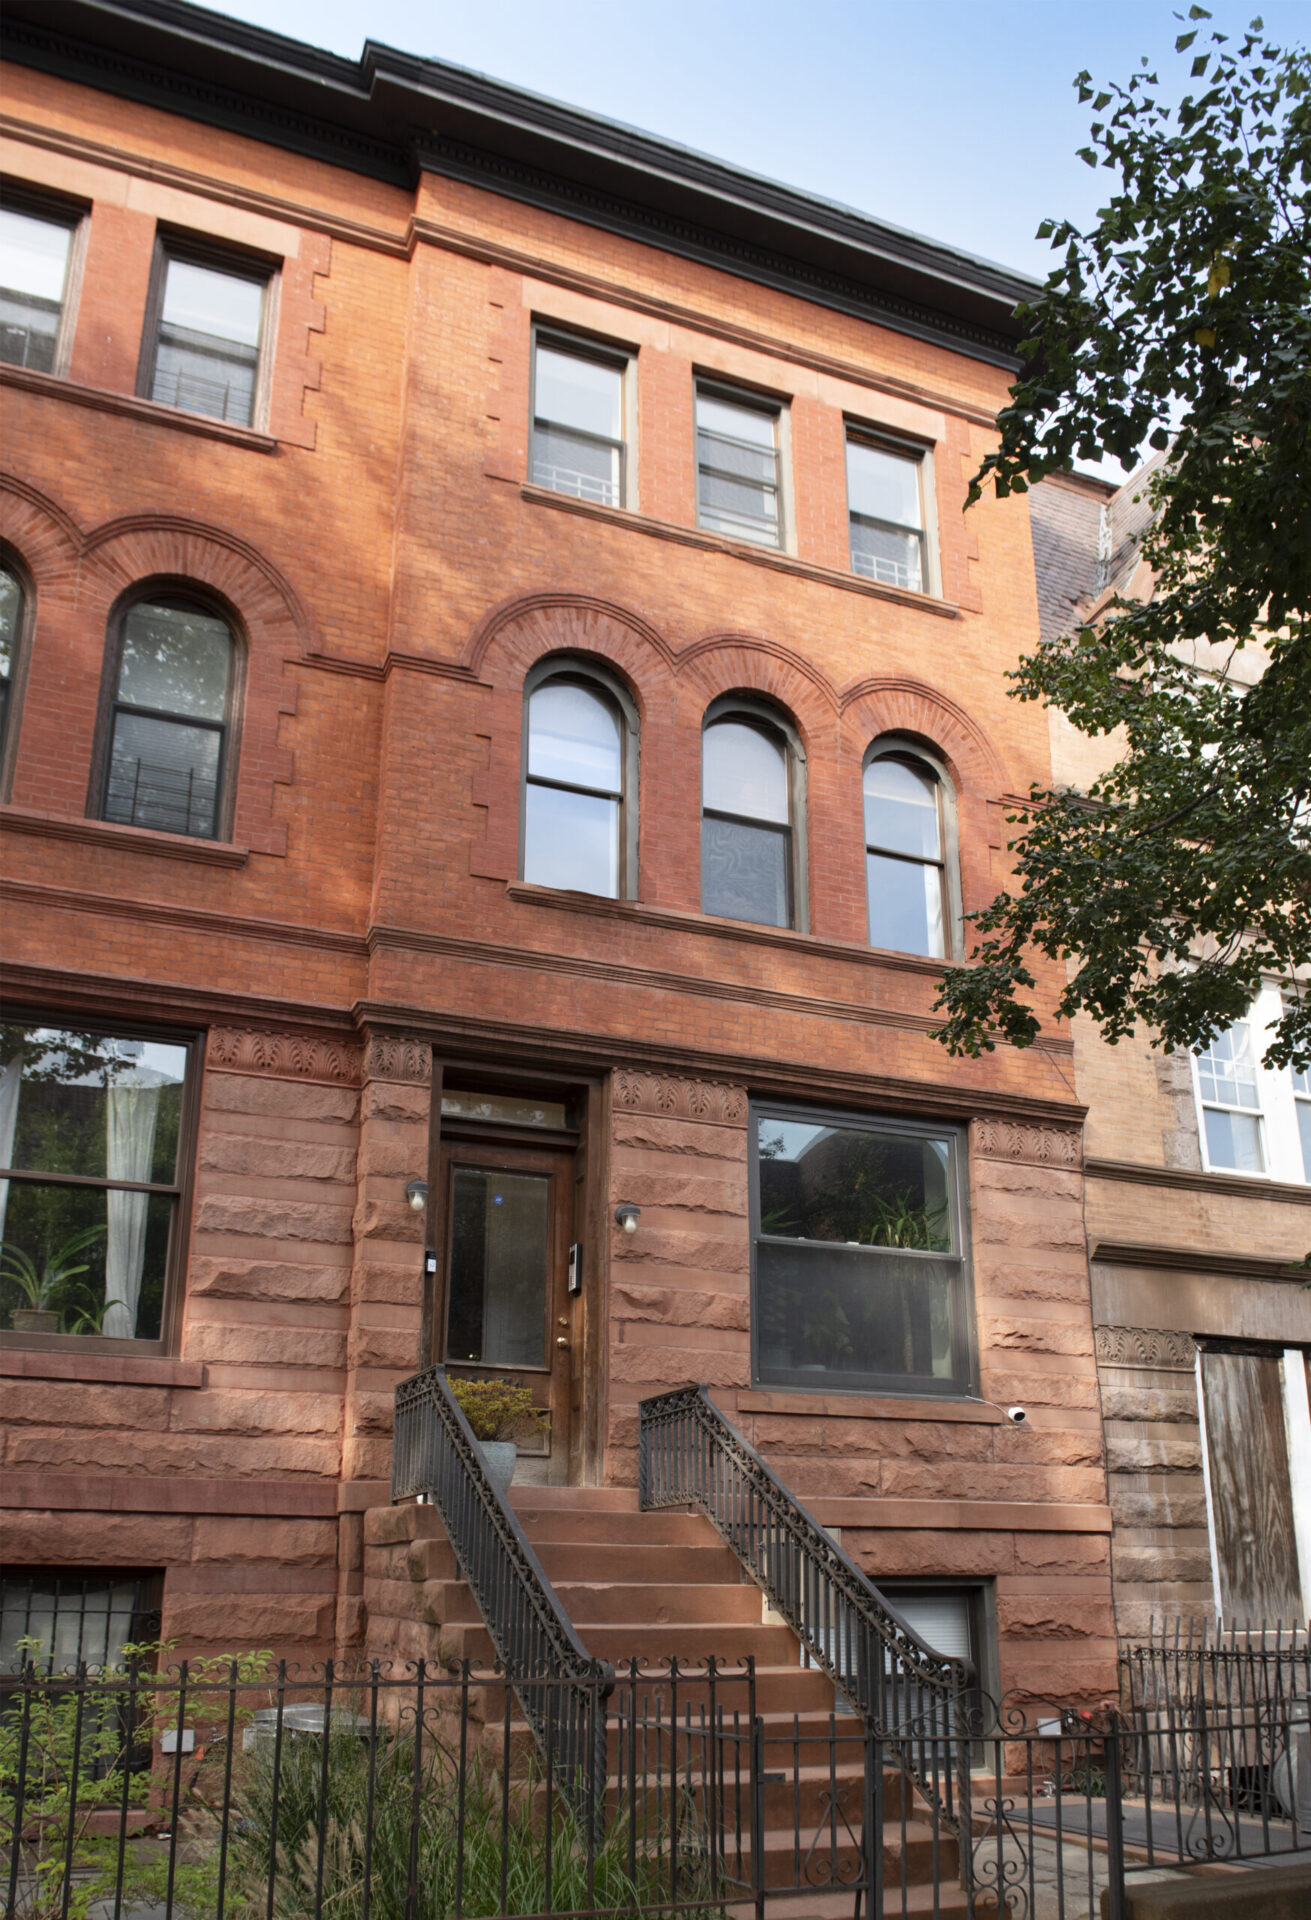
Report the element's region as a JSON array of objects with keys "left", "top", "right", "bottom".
[
  {"left": 638, "top": 1383, "right": 973, "bottom": 1834},
  {"left": 392, "top": 1365, "right": 613, "bottom": 1820}
]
